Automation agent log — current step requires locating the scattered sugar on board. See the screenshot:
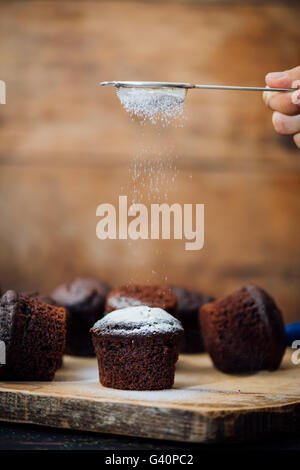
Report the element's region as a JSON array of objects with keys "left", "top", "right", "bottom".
[
  {"left": 117, "top": 87, "right": 186, "bottom": 126},
  {"left": 99, "top": 385, "right": 212, "bottom": 403},
  {"left": 63, "top": 381, "right": 244, "bottom": 404},
  {"left": 93, "top": 306, "right": 183, "bottom": 335}
]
